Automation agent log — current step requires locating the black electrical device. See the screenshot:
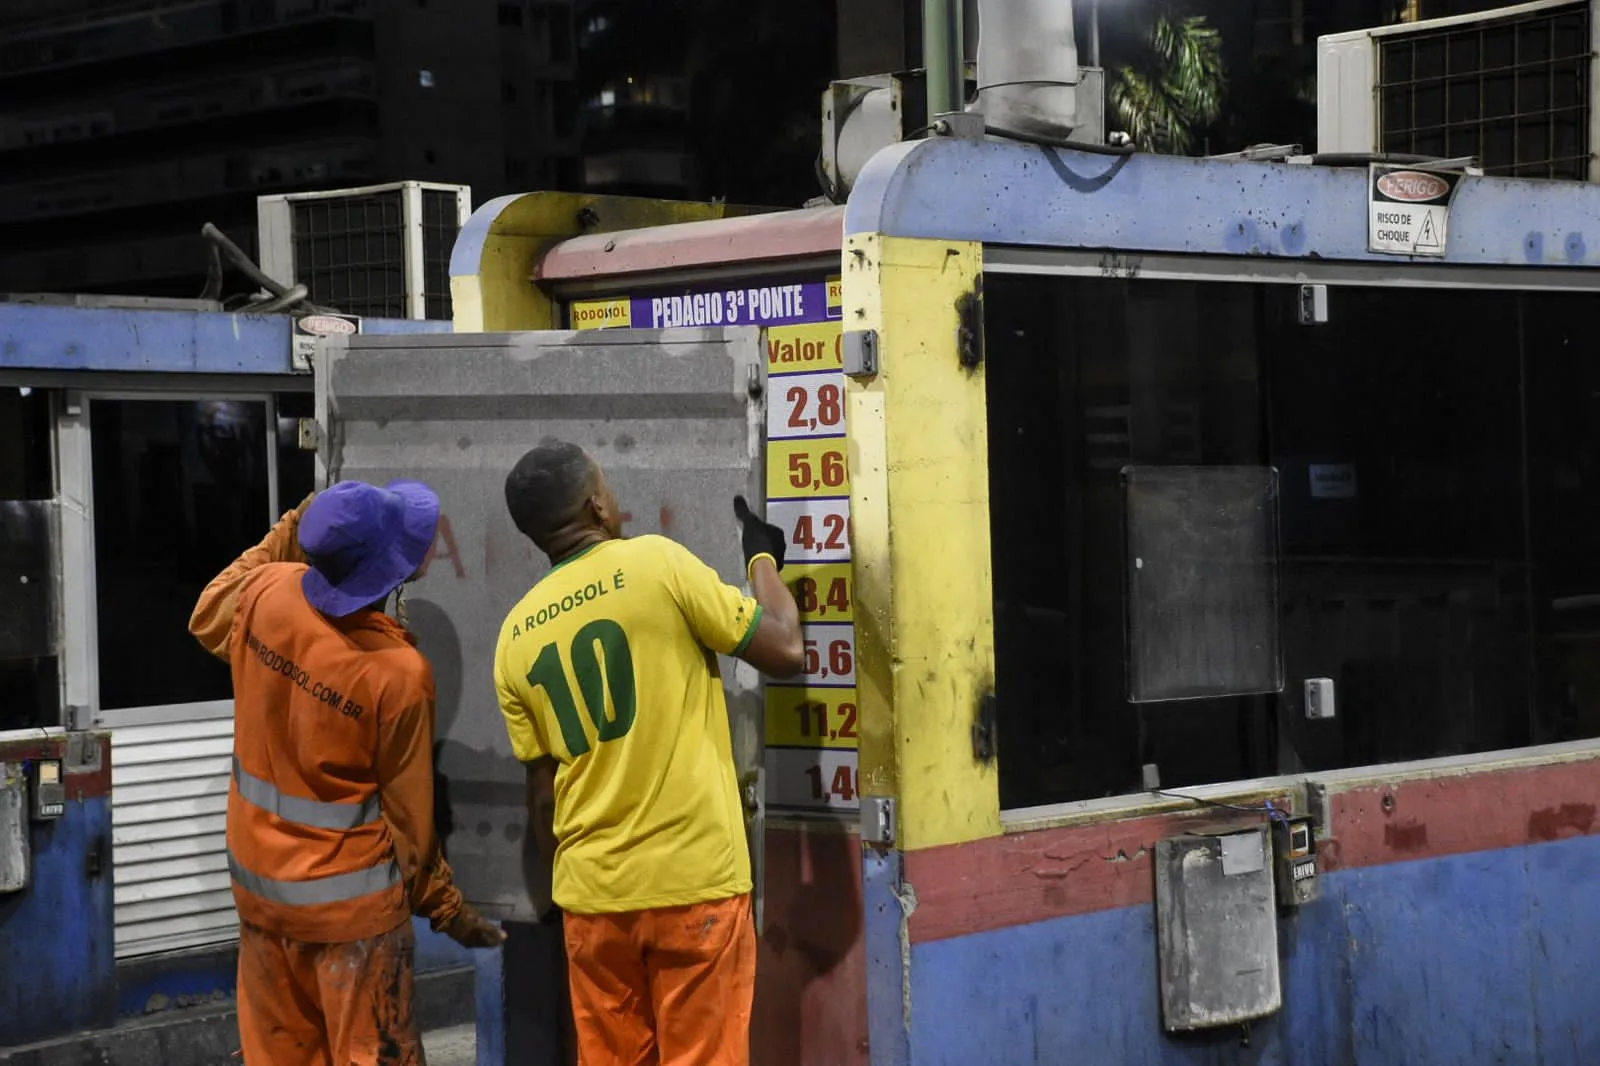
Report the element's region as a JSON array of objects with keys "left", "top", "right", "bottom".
[
  {"left": 28, "top": 758, "right": 65, "bottom": 820},
  {"left": 1271, "top": 815, "right": 1318, "bottom": 907}
]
